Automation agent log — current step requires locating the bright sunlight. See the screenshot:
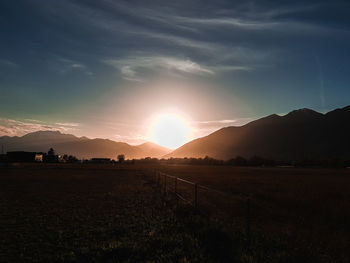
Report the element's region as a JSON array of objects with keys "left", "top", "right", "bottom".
[{"left": 149, "top": 113, "right": 192, "bottom": 149}]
